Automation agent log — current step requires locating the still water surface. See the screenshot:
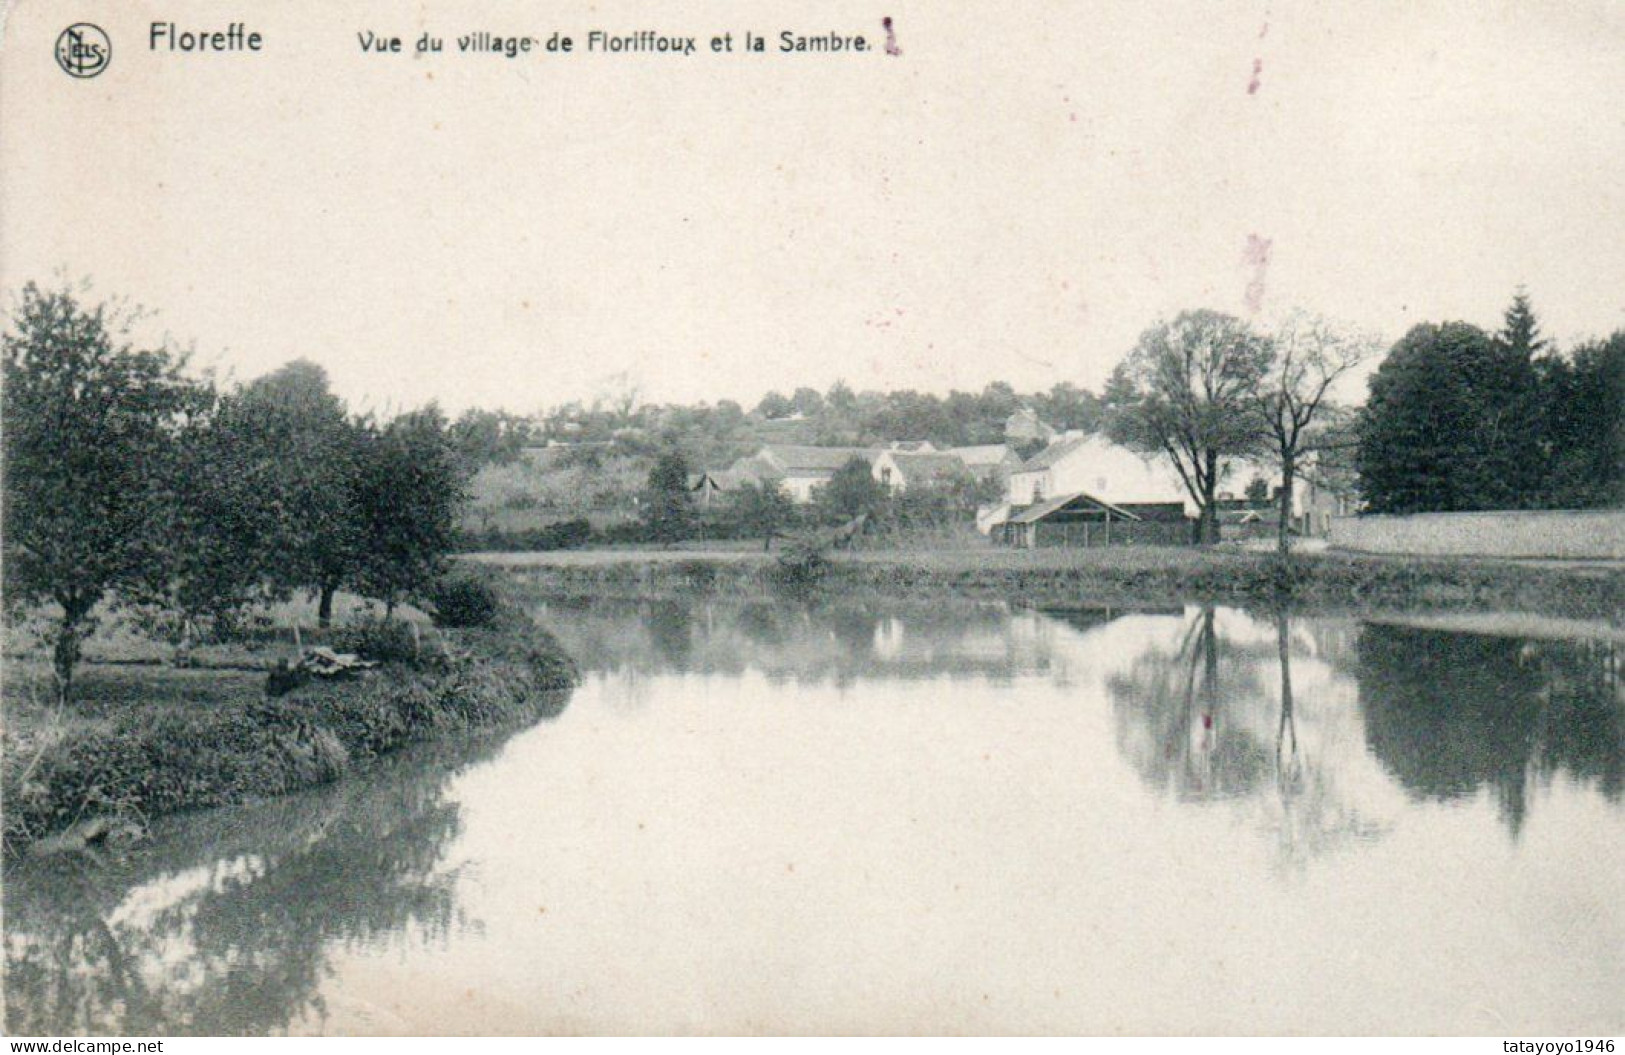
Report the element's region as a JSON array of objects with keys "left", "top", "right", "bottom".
[{"left": 6, "top": 599, "right": 1623, "bottom": 1034}]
